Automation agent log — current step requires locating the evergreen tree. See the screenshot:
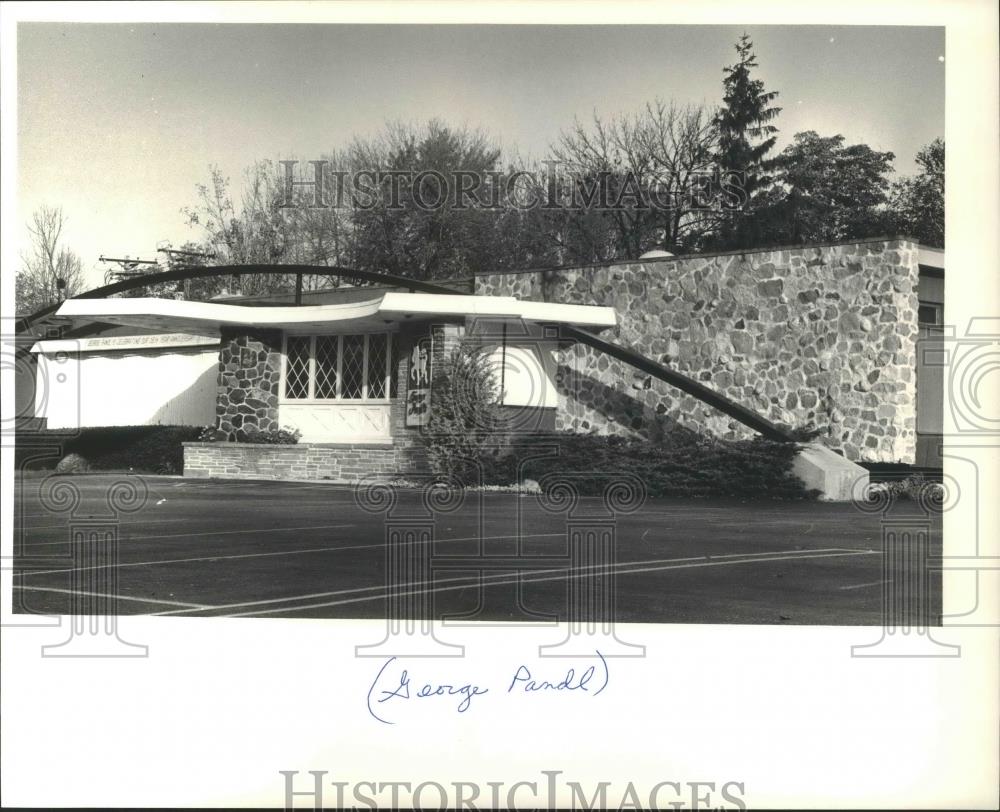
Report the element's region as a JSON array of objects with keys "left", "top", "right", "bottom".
[{"left": 713, "top": 34, "right": 782, "bottom": 247}]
